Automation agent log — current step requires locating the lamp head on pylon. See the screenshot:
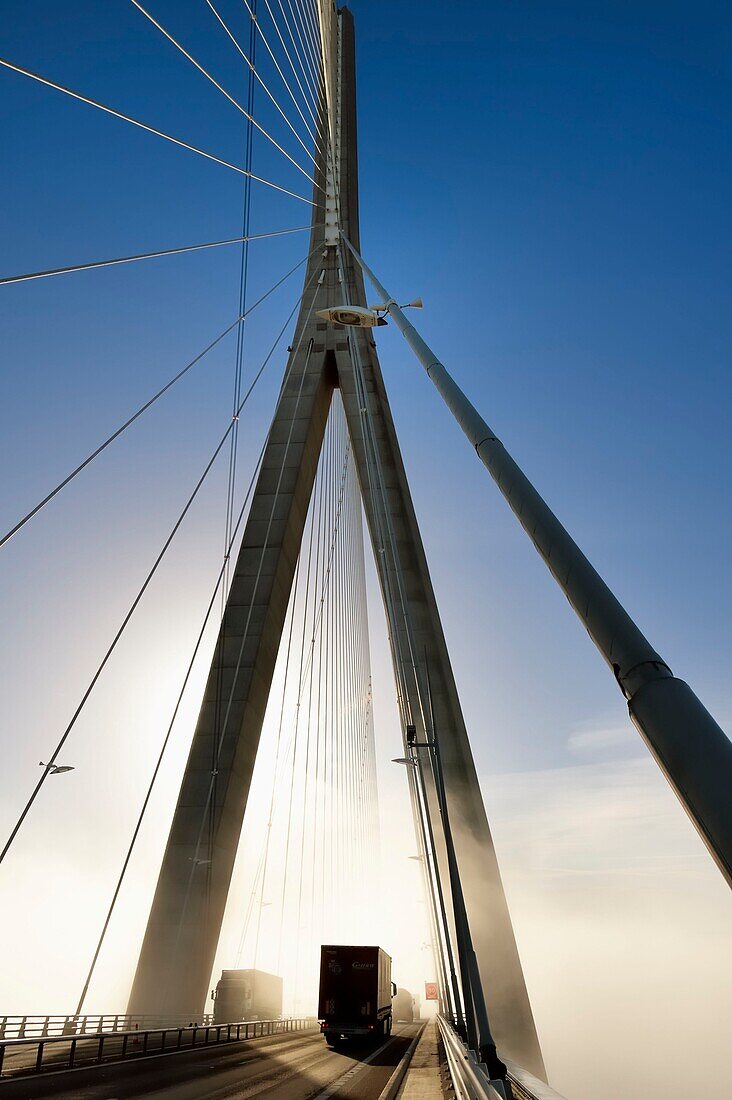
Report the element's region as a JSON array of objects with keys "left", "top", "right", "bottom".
[{"left": 315, "top": 305, "right": 387, "bottom": 328}]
